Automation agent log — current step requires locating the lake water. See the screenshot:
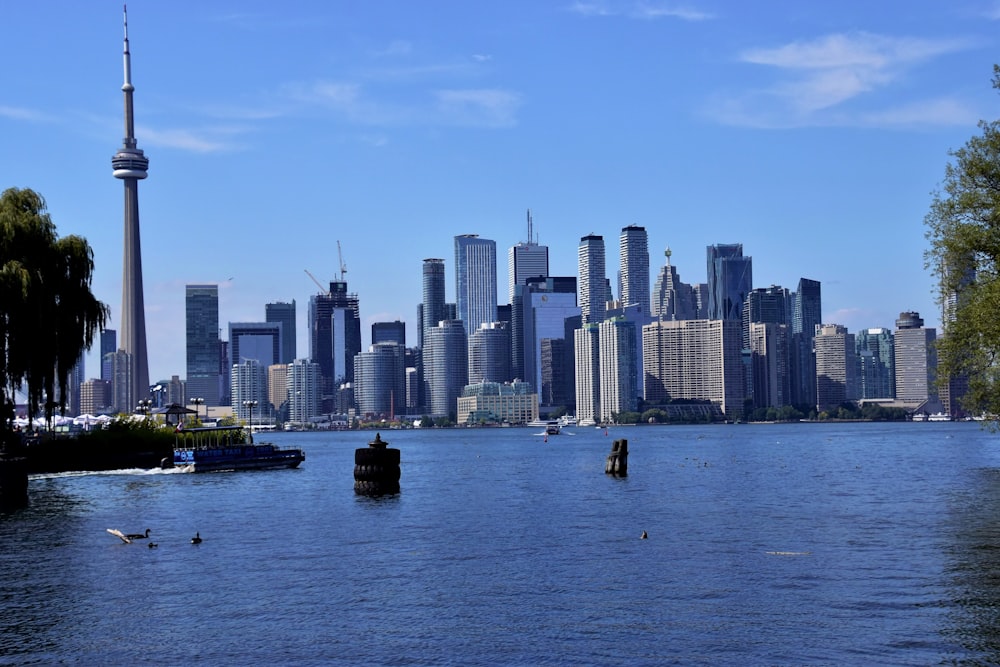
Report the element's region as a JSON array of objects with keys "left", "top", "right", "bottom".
[{"left": 3, "top": 422, "right": 1000, "bottom": 665}]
